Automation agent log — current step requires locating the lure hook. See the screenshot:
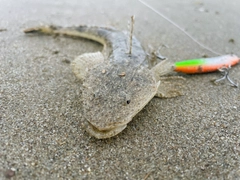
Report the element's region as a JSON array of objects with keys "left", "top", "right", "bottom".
[{"left": 214, "top": 66, "right": 238, "bottom": 87}]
